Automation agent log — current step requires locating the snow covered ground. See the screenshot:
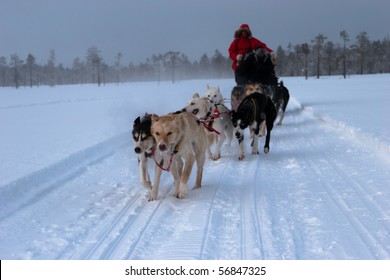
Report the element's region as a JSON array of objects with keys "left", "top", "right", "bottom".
[{"left": 0, "top": 74, "right": 389, "bottom": 260}]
